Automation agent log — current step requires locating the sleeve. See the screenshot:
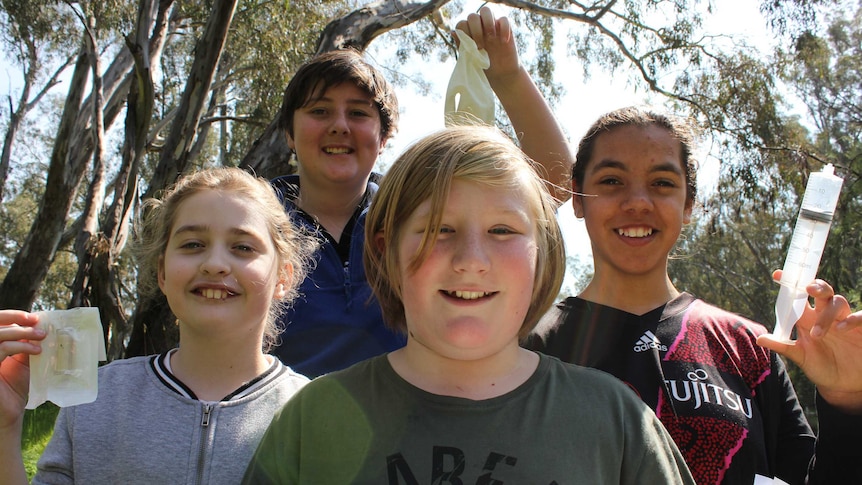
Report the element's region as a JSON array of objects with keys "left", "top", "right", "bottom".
[
  {"left": 767, "top": 353, "right": 817, "bottom": 484},
  {"left": 805, "top": 393, "right": 862, "bottom": 484},
  {"left": 31, "top": 408, "right": 75, "bottom": 485}
]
